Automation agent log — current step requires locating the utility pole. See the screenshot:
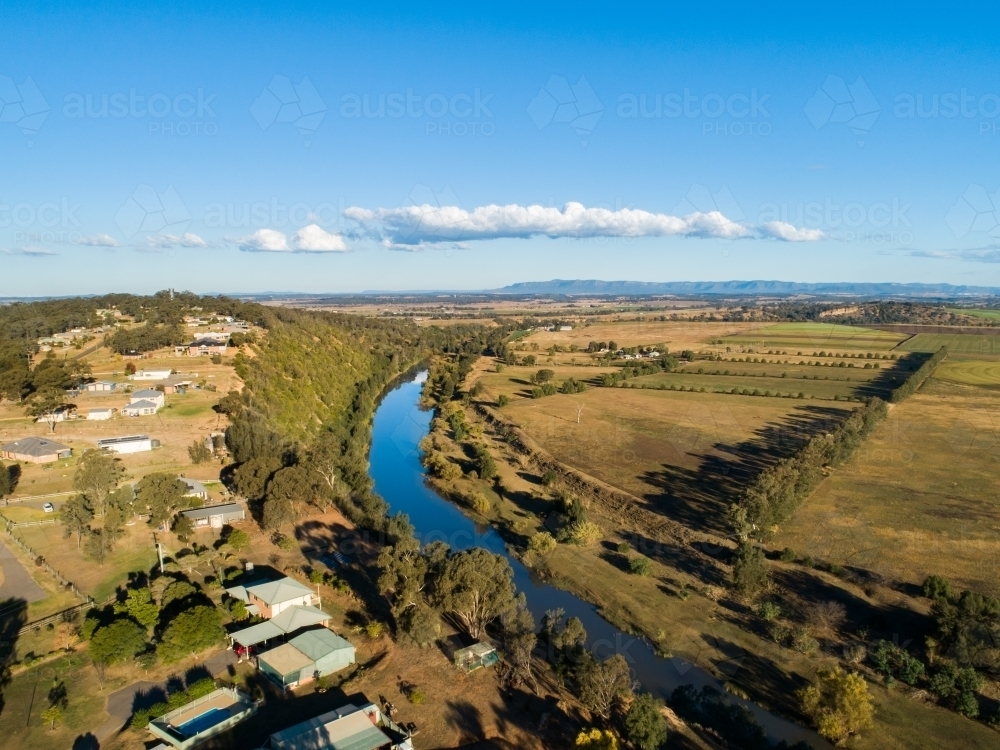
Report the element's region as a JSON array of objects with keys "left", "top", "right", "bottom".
[{"left": 153, "top": 535, "right": 165, "bottom": 574}]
